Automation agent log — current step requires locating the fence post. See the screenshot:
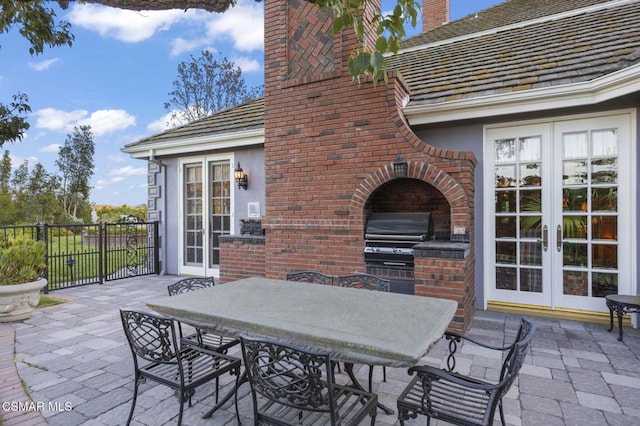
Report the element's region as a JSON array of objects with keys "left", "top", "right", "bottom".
[
  {"left": 99, "top": 222, "right": 105, "bottom": 284},
  {"left": 37, "top": 222, "right": 50, "bottom": 294},
  {"left": 153, "top": 221, "right": 160, "bottom": 274}
]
